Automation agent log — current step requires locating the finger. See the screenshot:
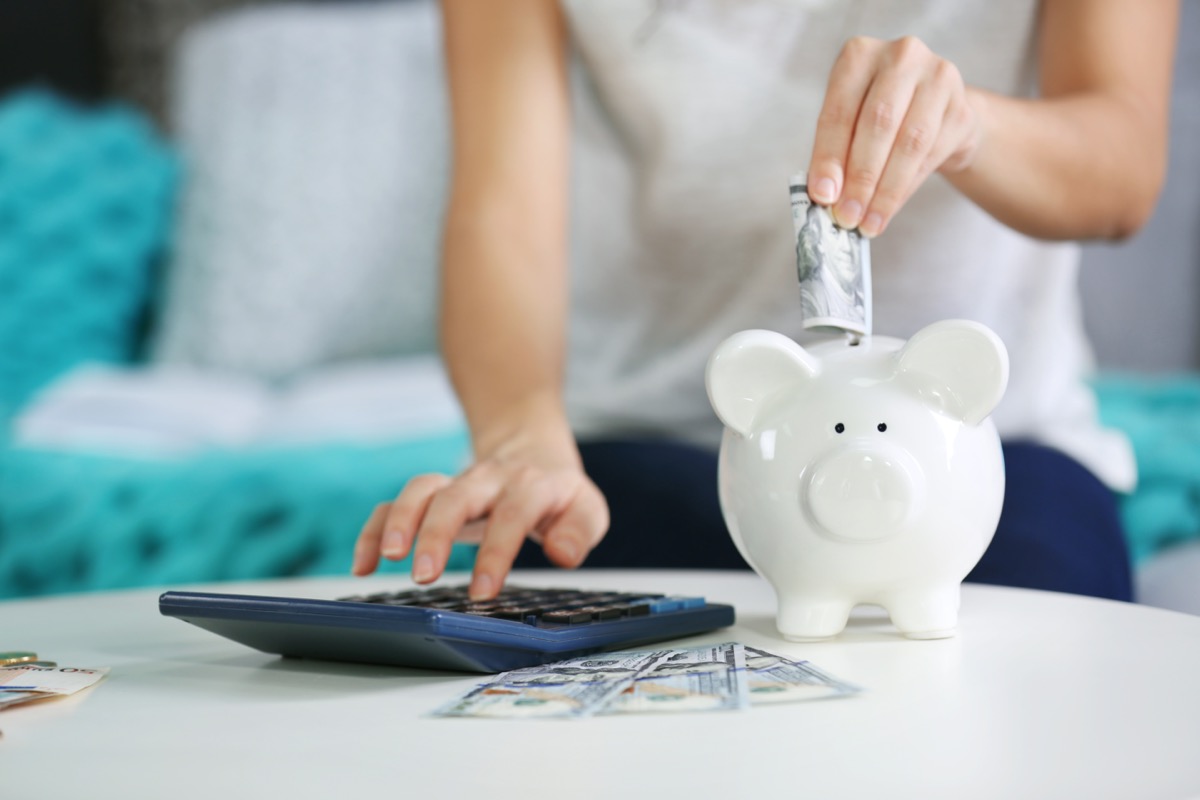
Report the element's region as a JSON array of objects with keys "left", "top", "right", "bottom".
[
  {"left": 835, "top": 37, "right": 939, "bottom": 230},
  {"left": 834, "top": 65, "right": 920, "bottom": 231},
  {"left": 379, "top": 473, "right": 453, "bottom": 561},
  {"left": 351, "top": 502, "right": 391, "bottom": 576},
  {"left": 541, "top": 482, "right": 610, "bottom": 569},
  {"left": 409, "top": 464, "right": 505, "bottom": 585},
  {"left": 808, "top": 36, "right": 879, "bottom": 206},
  {"left": 859, "top": 73, "right": 951, "bottom": 237},
  {"left": 468, "top": 468, "right": 564, "bottom": 600},
  {"left": 455, "top": 518, "right": 489, "bottom": 545}
]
